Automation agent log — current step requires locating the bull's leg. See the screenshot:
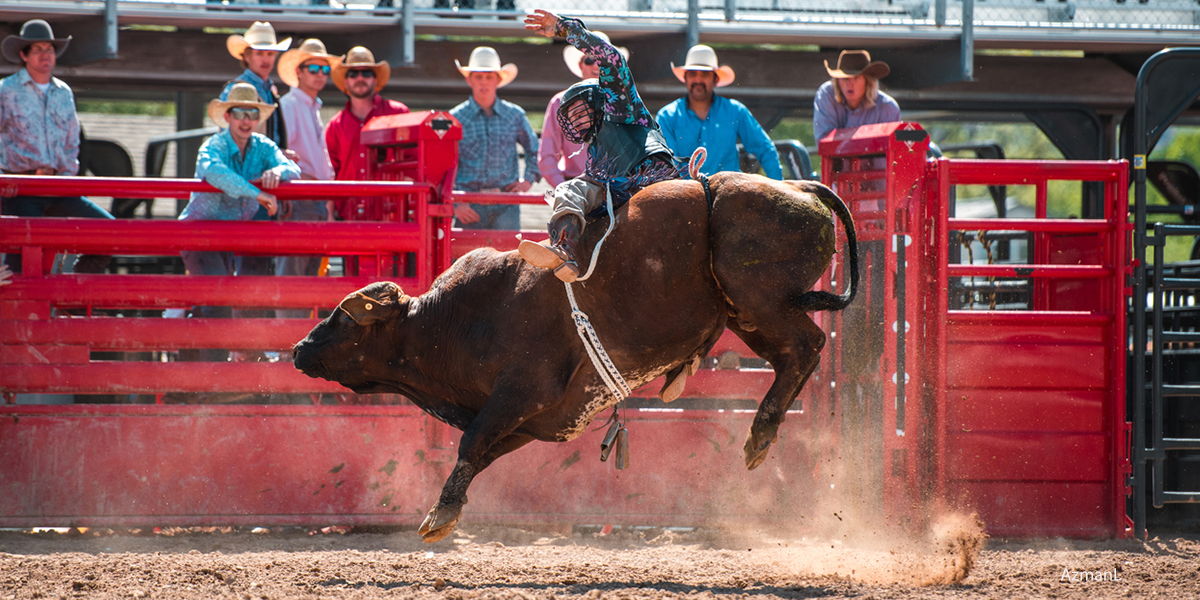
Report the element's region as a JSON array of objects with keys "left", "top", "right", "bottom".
[
  {"left": 418, "top": 432, "right": 534, "bottom": 543},
  {"left": 417, "top": 380, "right": 551, "bottom": 543},
  {"left": 729, "top": 314, "right": 827, "bottom": 470}
]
